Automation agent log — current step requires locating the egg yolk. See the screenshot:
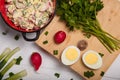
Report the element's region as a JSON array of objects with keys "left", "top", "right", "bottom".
[
  {"left": 65, "top": 48, "right": 78, "bottom": 61},
  {"left": 85, "top": 53, "right": 98, "bottom": 65}
]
